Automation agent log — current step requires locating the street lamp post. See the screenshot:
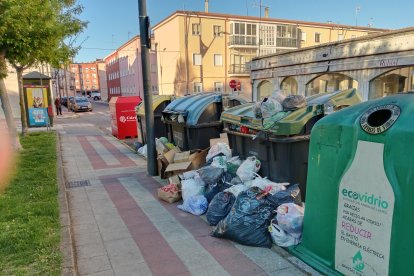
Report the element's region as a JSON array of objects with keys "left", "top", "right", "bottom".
[{"left": 138, "top": 0, "right": 156, "bottom": 175}]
